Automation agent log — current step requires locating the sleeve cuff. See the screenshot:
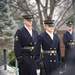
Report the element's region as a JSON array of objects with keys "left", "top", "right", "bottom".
[{"left": 17, "top": 56, "right": 23, "bottom": 63}]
